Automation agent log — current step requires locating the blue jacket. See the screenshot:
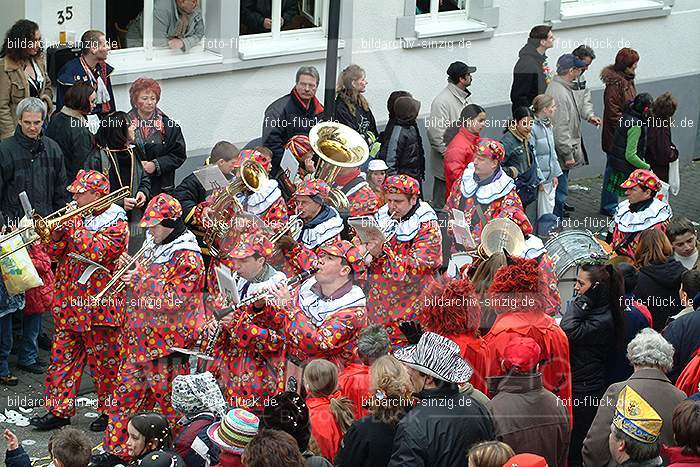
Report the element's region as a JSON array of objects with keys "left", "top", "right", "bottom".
[
  {"left": 5, "top": 447, "right": 31, "bottom": 467},
  {"left": 531, "top": 117, "right": 563, "bottom": 183}
]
